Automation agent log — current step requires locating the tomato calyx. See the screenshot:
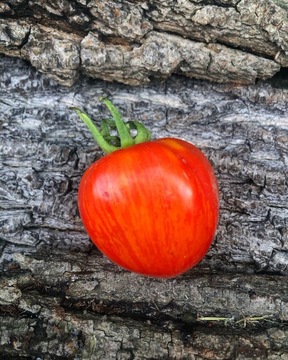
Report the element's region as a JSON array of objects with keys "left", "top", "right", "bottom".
[{"left": 70, "top": 97, "right": 151, "bottom": 154}]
